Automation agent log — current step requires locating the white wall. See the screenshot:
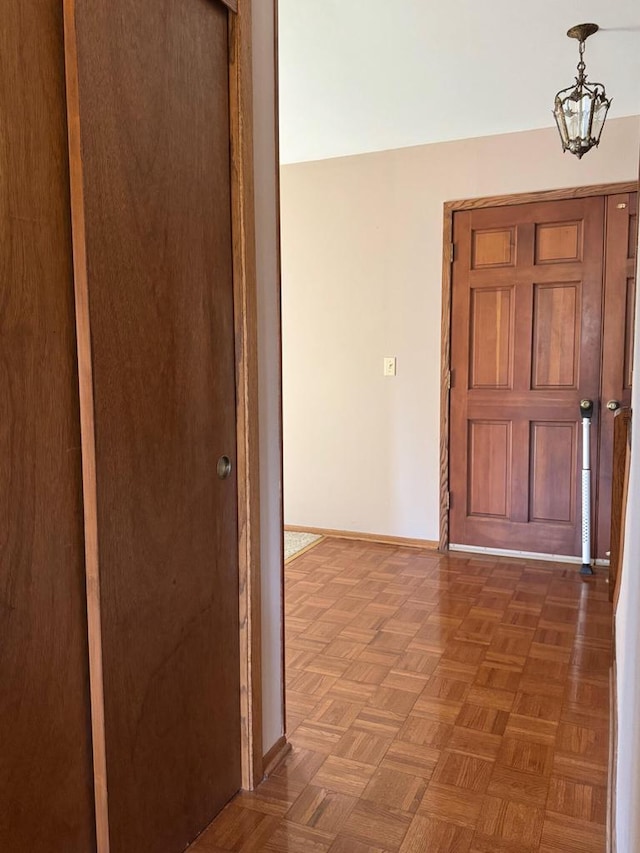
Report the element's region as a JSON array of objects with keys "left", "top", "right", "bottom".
[
  {"left": 615, "top": 237, "right": 640, "bottom": 853},
  {"left": 253, "top": 0, "right": 284, "bottom": 756},
  {"left": 281, "top": 116, "right": 640, "bottom": 540},
  {"left": 278, "top": 0, "right": 640, "bottom": 164}
]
